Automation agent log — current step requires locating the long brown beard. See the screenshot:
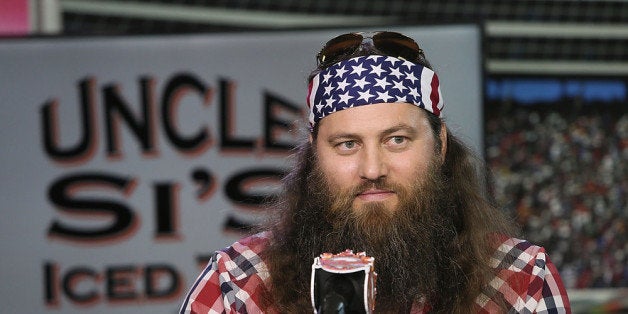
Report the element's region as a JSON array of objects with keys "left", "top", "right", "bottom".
[
  {"left": 311, "top": 159, "right": 458, "bottom": 311},
  {"left": 263, "top": 149, "right": 462, "bottom": 312}
]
